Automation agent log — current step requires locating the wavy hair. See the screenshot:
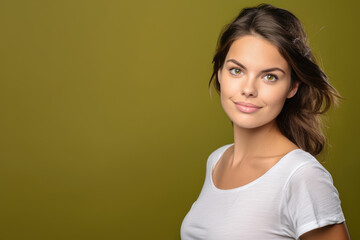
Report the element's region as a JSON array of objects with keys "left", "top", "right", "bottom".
[{"left": 209, "top": 4, "right": 340, "bottom": 156}]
